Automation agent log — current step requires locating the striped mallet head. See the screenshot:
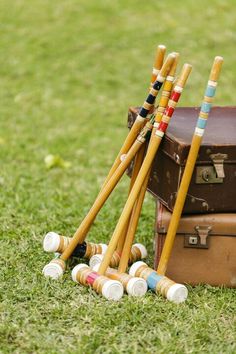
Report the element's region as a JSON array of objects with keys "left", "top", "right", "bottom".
[
  {"left": 72, "top": 264, "right": 124, "bottom": 301},
  {"left": 195, "top": 56, "right": 223, "bottom": 137},
  {"left": 155, "top": 63, "right": 192, "bottom": 138},
  {"left": 92, "top": 263, "right": 148, "bottom": 297},
  {"left": 150, "top": 44, "right": 166, "bottom": 85},
  {"left": 129, "top": 261, "right": 188, "bottom": 303}
]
